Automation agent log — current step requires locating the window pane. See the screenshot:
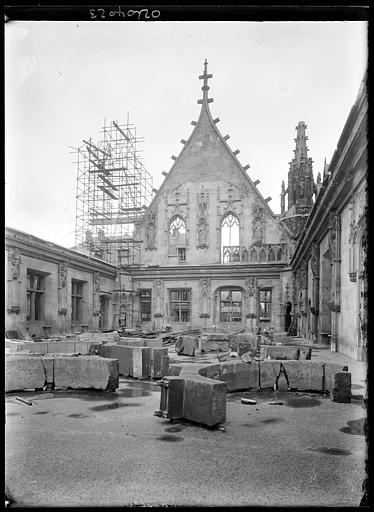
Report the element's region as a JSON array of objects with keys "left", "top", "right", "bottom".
[{"left": 232, "top": 291, "right": 242, "bottom": 302}]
